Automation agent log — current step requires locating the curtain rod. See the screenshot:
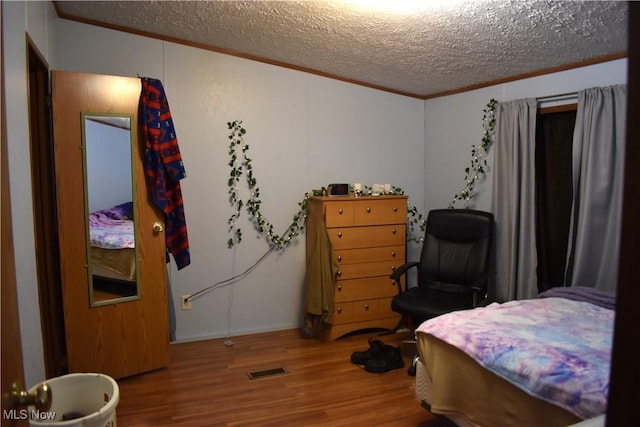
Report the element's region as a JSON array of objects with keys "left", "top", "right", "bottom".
[{"left": 536, "top": 91, "right": 578, "bottom": 102}]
